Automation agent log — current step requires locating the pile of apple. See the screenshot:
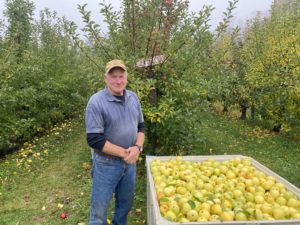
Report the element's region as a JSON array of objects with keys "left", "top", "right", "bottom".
[{"left": 150, "top": 157, "right": 300, "bottom": 222}]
